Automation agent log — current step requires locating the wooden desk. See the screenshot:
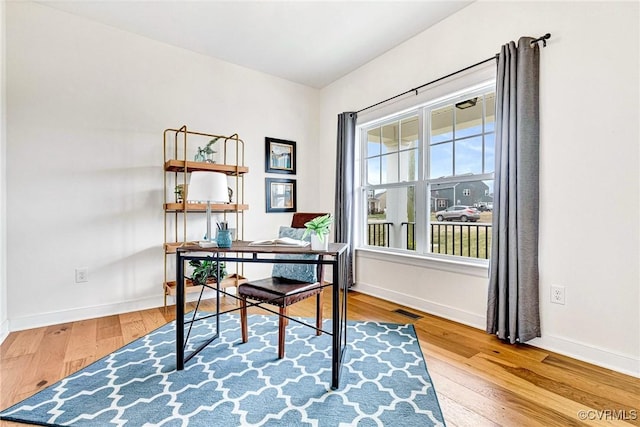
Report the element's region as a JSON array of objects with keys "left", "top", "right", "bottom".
[{"left": 175, "top": 240, "right": 349, "bottom": 389}]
